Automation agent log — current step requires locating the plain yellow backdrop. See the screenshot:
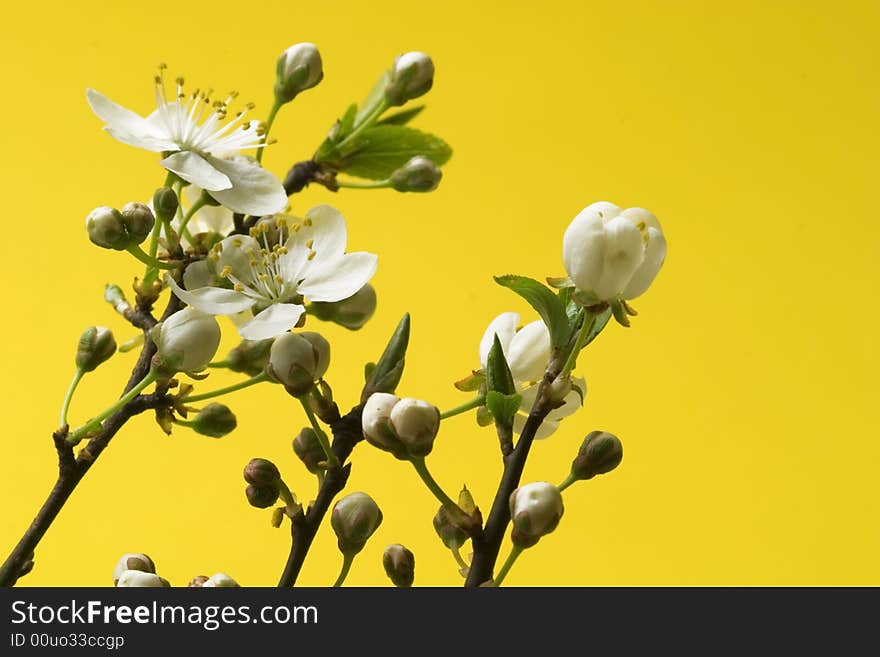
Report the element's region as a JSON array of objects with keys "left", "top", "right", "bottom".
[{"left": 1, "top": 0, "right": 877, "bottom": 587}]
